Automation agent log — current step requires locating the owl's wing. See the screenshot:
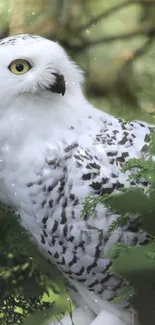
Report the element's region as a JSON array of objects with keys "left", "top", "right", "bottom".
[{"left": 23, "top": 117, "right": 153, "bottom": 297}]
